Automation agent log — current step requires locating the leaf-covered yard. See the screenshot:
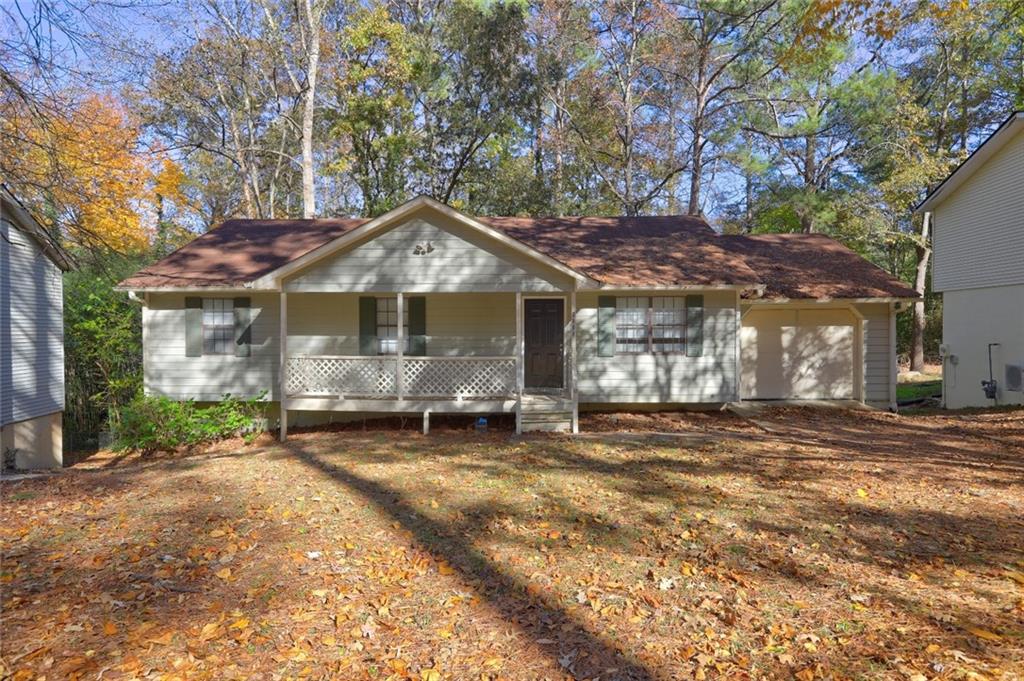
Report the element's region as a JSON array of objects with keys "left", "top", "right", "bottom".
[{"left": 3, "top": 408, "right": 1023, "bottom": 680}]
